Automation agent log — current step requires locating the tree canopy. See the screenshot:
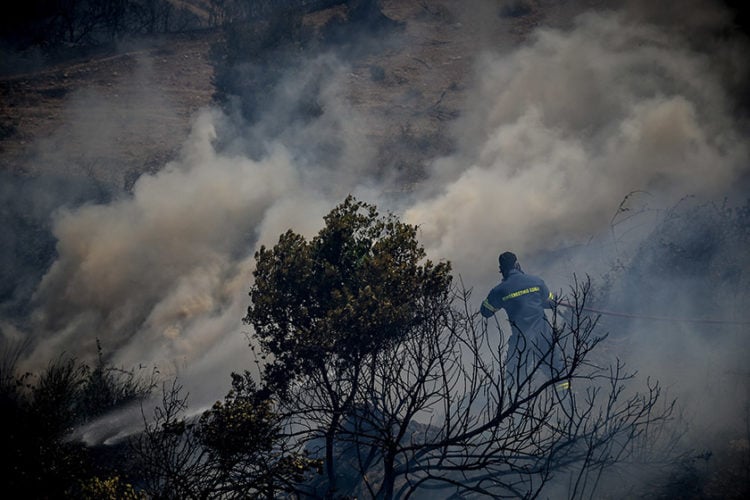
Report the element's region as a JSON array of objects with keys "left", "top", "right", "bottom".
[{"left": 245, "top": 195, "right": 452, "bottom": 394}]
